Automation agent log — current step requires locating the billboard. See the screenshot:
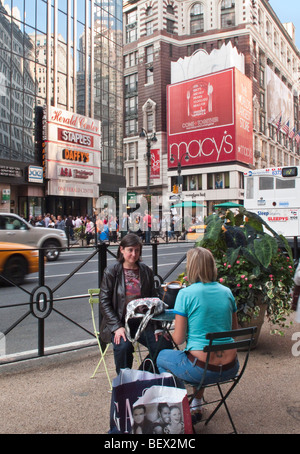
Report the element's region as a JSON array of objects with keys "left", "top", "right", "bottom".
[
  {"left": 266, "top": 66, "right": 293, "bottom": 127},
  {"left": 167, "top": 68, "right": 253, "bottom": 167},
  {"left": 43, "top": 107, "right": 102, "bottom": 198}
]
